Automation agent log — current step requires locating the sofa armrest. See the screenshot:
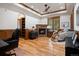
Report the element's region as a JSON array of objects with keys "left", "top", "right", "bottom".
[
  {"left": 65, "top": 37, "right": 74, "bottom": 48},
  {"left": 5, "top": 39, "right": 18, "bottom": 44}
]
